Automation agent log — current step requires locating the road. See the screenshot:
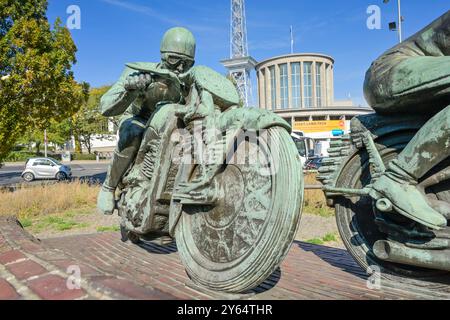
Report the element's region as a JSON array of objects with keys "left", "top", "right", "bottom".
[{"left": 0, "top": 162, "right": 108, "bottom": 186}]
